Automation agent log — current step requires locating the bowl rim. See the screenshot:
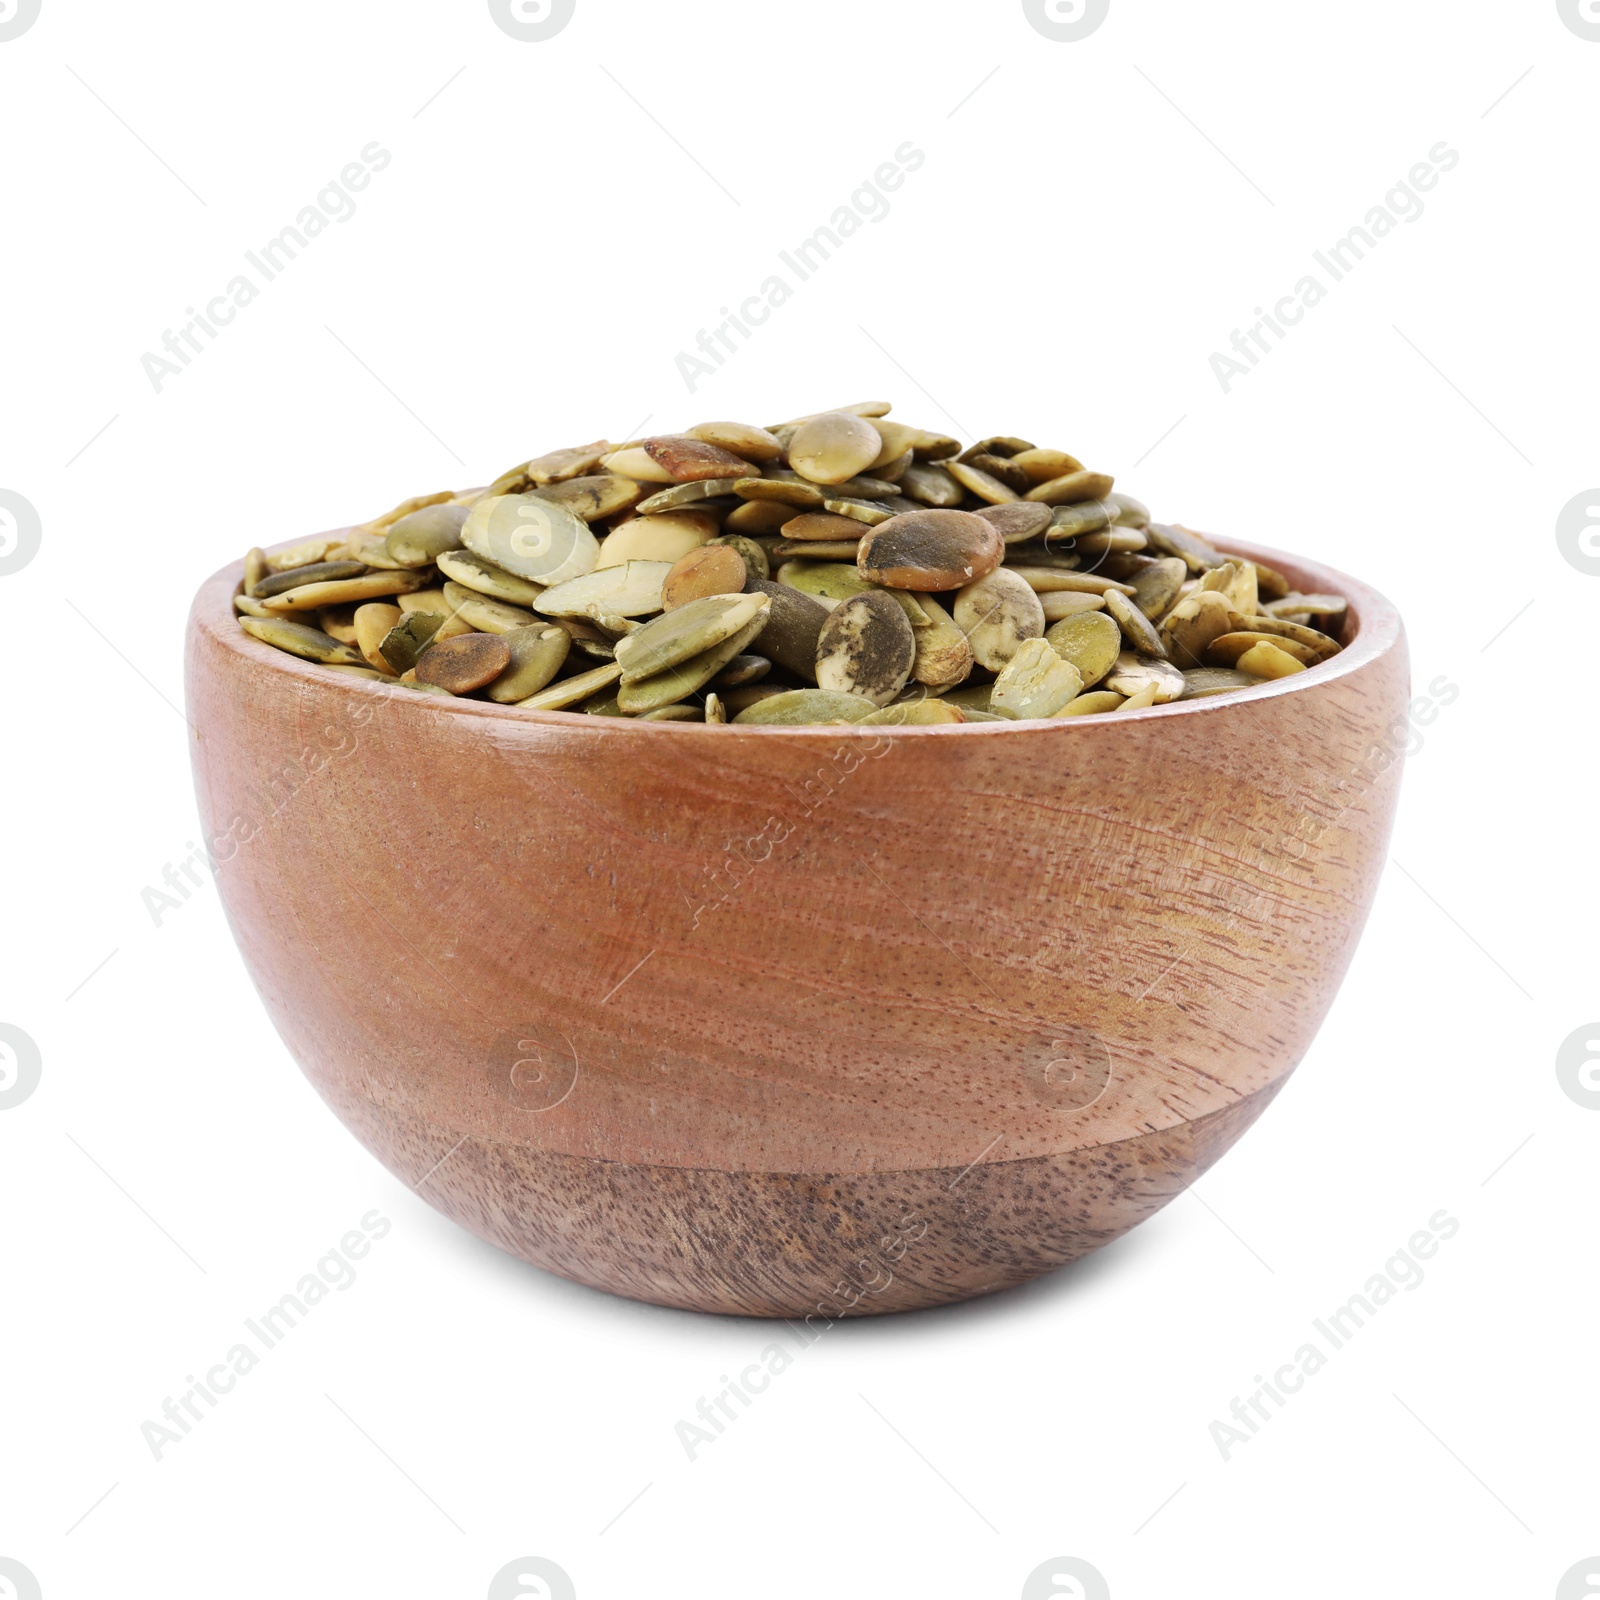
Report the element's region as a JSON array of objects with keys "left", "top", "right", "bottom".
[{"left": 190, "top": 531, "right": 1403, "bottom": 737}]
